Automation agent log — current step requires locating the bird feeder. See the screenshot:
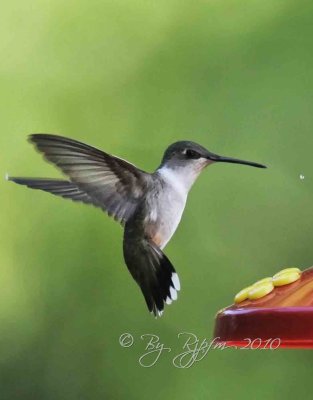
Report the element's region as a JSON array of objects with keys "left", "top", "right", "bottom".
[{"left": 213, "top": 266, "right": 313, "bottom": 348}]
